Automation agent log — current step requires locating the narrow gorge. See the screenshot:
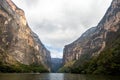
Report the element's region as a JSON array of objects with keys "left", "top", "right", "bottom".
[{"left": 0, "top": 0, "right": 120, "bottom": 75}]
